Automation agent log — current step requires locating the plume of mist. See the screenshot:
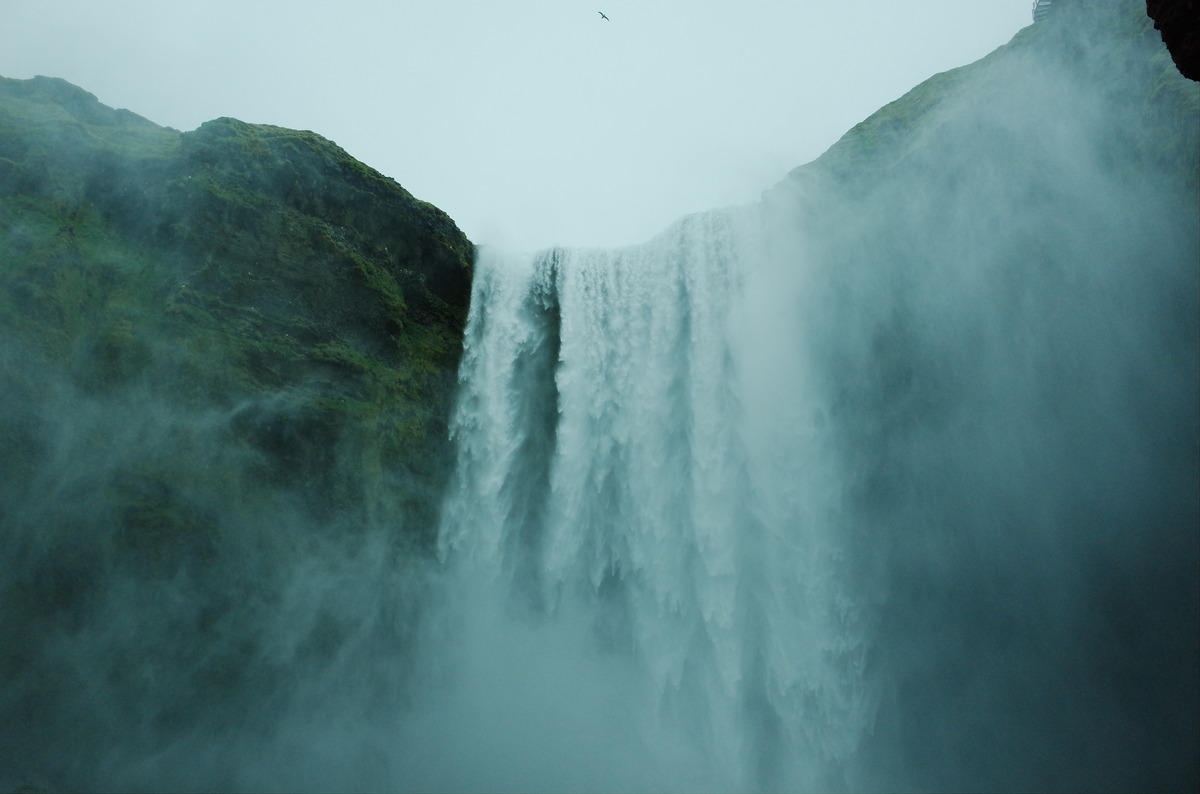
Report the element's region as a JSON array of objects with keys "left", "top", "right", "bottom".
[{"left": 407, "top": 4, "right": 1199, "bottom": 792}]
